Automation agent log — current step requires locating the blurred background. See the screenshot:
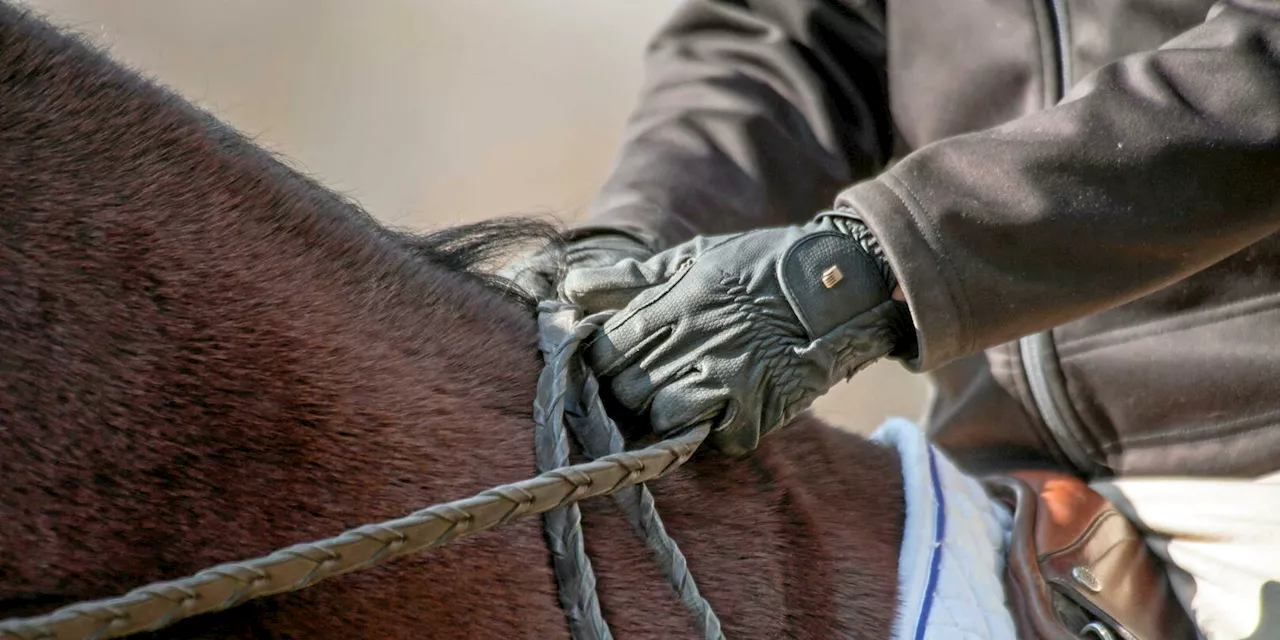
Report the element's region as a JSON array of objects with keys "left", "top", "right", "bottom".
[{"left": 19, "top": 0, "right": 929, "bottom": 435}]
